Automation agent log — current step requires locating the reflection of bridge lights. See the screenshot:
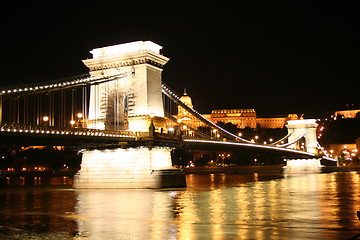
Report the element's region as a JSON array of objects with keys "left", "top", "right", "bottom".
[
  {"left": 77, "top": 113, "right": 83, "bottom": 119},
  {"left": 42, "top": 116, "right": 49, "bottom": 122}
]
